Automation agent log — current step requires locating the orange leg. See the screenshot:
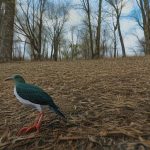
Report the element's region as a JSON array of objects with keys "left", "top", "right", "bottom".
[{"left": 17, "top": 112, "right": 44, "bottom": 136}]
